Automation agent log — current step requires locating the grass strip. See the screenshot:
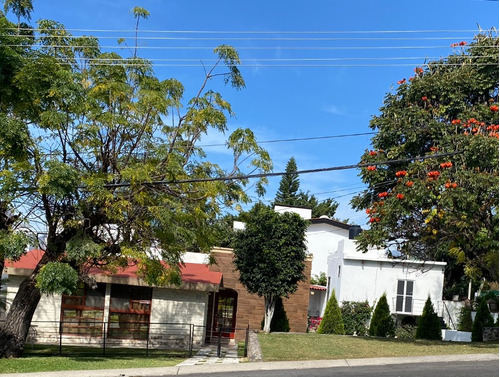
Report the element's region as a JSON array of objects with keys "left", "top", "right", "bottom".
[
  {"left": 0, "top": 345, "right": 188, "bottom": 374},
  {"left": 258, "top": 333, "right": 499, "bottom": 361}
]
